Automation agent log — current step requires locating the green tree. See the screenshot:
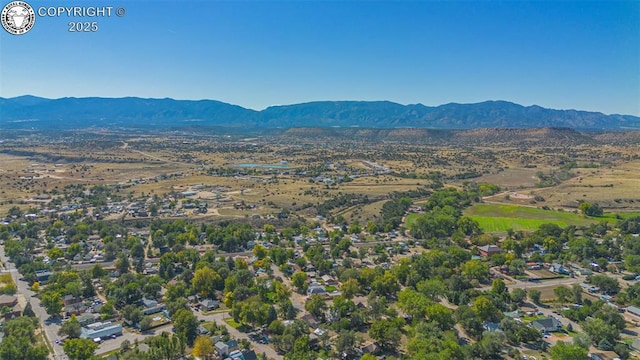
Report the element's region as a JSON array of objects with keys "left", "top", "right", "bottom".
[
  {"left": 115, "top": 253, "right": 130, "bottom": 274},
  {"left": 369, "top": 318, "right": 403, "bottom": 351},
  {"left": 582, "top": 317, "right": 619, "bottom": 346},
  {"left": 554, "top": 286, "right": 572, "bottom": 304},
  {"left": 579, "top": 202, "right": 603, "bottom": 216},
  {"left": 589, "top": 274, "right": 620, "bottom": 294},
  {"left": 253, "top": 245, "right": 268, "bottom": 260},
  {"left": 347, "top": 222, "right": 362, "bottom": 235},
  {"left": 41, "top": 291, "right": 63, "bottom": 316},
  {"left": 572, "top": 332, "right": 592, "bottom": 349},
  {"left": 291, "top": 271, "right": 308, "bottom": 293},
  {"left": 624, "top": 254, "right": 640, "bottom": 274},
  {"left": 63, "top": 338, "right": 98, "bottom": 360},
  {"left": 571, "top": 283, "right": 583, "bottom": 304},
  {"left": 340, "top": 278, "right": 360, "bottom": 299},
  {"left": 48, "top": 248, "right": 64, "bottom": 260},
  {"left": 371, "top": 271, "right": 400, "bottom": 297},
  {"left": 473, "top": 296, "right": 501, "bottom": 322},
  {"left": 7, "top": 206, "right": 22, "bottom": 218},
  {"left": 425, "top": 303, "right": 454, "bottom": 331},
  {"left": 173, "top": 309, "right": 199, "bottom": 345},
  {"left": 304, "top": 294, "right": 326, "bottom": 319},
  {"left": 491, "top": 279, "right": 507, "bottom": 295},
  {"left": 455, "top": 305, "right": 483, "bottom": 338},
  {"left": 192, "top": 267, "right": 221, "bottom": 299},
  {"left": 397, "top": 288, "right": 429, "bottom": 319},
  {"left": 139, "top": 316, "right": 153, "bottom": 331},
  {"left": 266, "top": 305, "right": 278, "bottom": 326},
  {"left": 58, "top": 314, "right": 82, "bottom": 338},
  {"left": 593, "top": 305, "right": 626, "bottom": 332},
  {"left": 416, "top": 278, "right": 447, "bottom": 301},
  {"left": 613, "top": 343, "right": 630, "bottom": 359},
  {"left": 529, "top": 289, "right": 542, "bottom": 305},
  {"left": 334, "top": 330, "right": 358, "bottom": 357},
  {"left": 474, "top": 330, "right": 506, "bottom": 359},
  {"left": 90, "top": 264, "right": 107, "bottom": 279},
  {"left": 461, "top": 260, "right": 490, "bottom": 283},
  {"left": 64, "top": 281, "right": 83, "bottom": 298},
  {"left": 121, "top": 304, "right": 144, "bottom": 325},
  {"left": 100, "top": 300, "right": 116, "bottom": 317},
  {"left": 366, "top": 221, "right": 379, "bottom": 234},
  {"left": 508, "top": 259, "right": 526, "bottom": 275},
  {"left": 550, "top": 341, "right": 588, "bottom": 360},
  {"left": 272, "top": 280, "right": 291, "bottom": 303},
  {"left": 0, "top": 317, "right": 48, "bottom": 360},
  {"left": 510, "top": 288, "right": 527, "bottom": 304},
  {"left": 233, "top": 296, "right": 270, "bottom": 328}
]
